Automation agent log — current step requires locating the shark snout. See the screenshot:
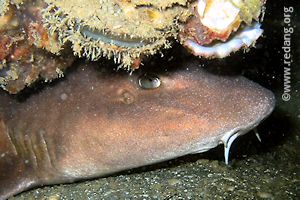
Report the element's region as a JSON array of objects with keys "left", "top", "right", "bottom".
[{"left": 221, "top": 87, "right": 276, "bottom": 164}]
